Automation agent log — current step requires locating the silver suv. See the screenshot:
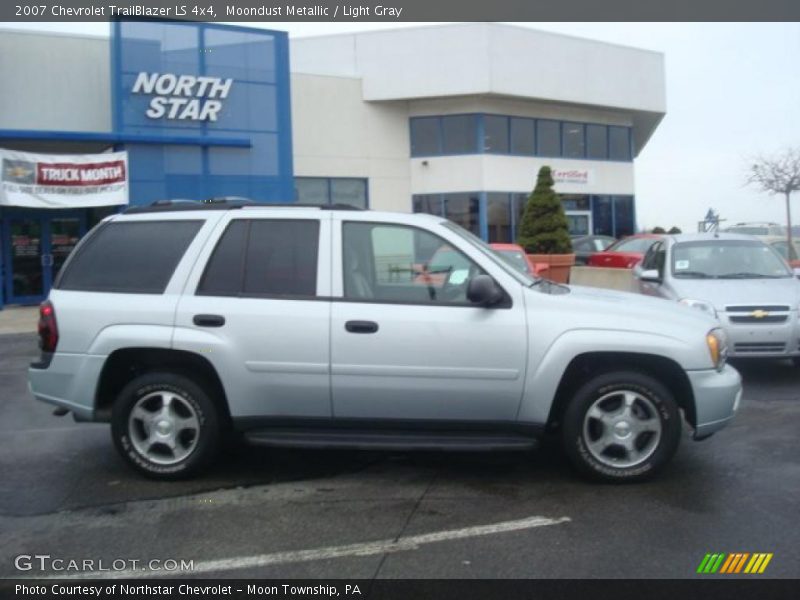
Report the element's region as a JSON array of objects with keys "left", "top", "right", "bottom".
[{"left": 28, "top": 200, "right": 742, "bottom": 482}]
